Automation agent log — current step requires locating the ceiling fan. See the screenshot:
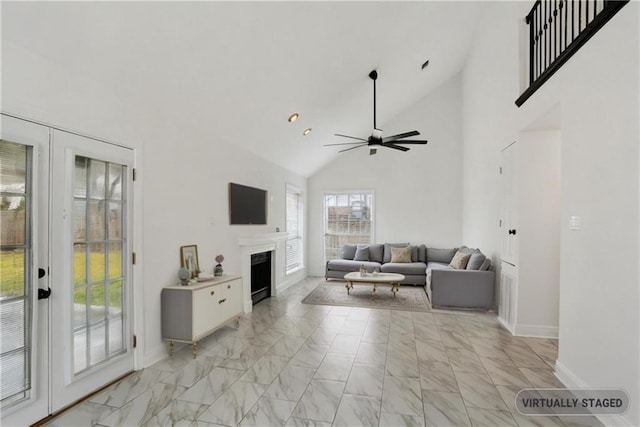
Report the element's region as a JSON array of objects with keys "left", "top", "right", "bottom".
[{"left": 325, "top": 70, "right": 428, "bottom": 156}]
